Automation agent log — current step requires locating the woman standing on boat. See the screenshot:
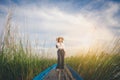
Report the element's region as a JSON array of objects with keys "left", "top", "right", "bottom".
[{"left": 56, "top": 37, "right": 65, "bottom": 71}]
